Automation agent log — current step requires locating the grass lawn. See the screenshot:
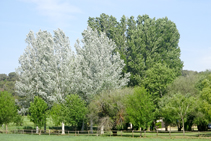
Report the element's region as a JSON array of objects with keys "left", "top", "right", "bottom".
[
  {"left": 1, "top": 116, "right": 211, "bottom": 140},
  {"left": 1, "top": 134, "right": 211, "bottom": 141}
]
